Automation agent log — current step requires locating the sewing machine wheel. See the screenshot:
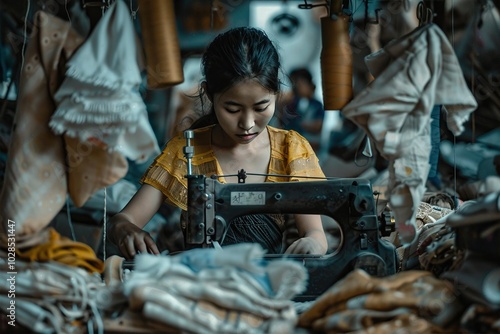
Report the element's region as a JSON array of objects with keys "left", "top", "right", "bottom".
[{"left": 352, "top": 252, "right": 388, "bottom": 277}]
